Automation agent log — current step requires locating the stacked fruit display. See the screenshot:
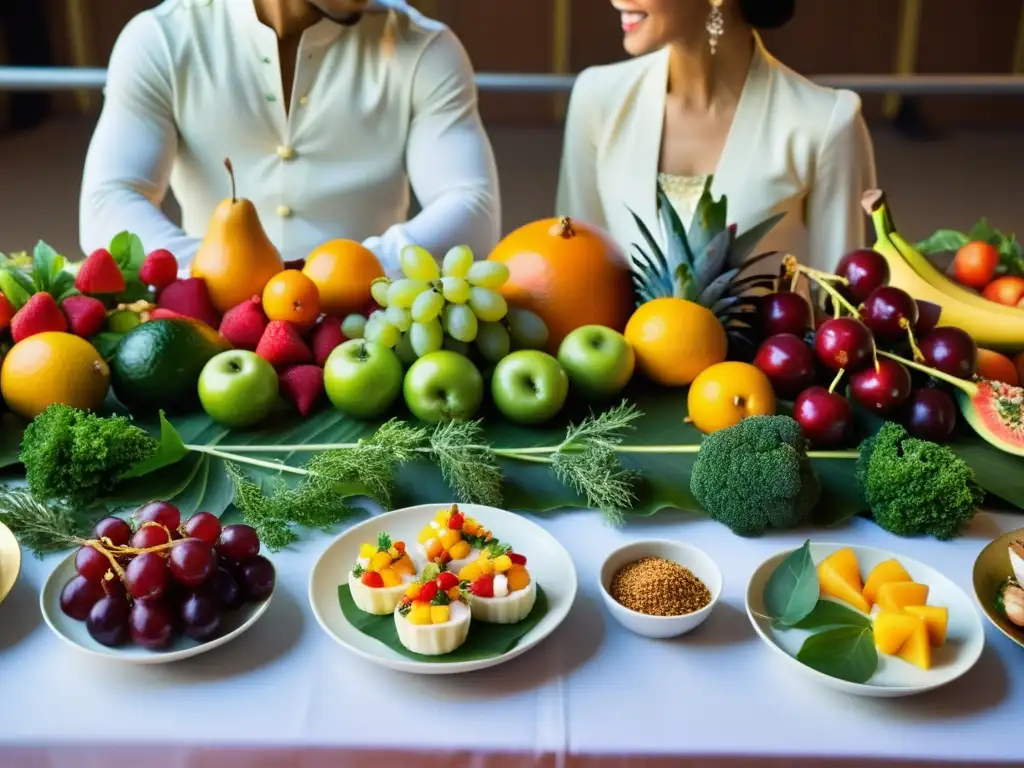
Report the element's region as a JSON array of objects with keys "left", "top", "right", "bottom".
[{"left": 59, "top": 501, "right": 274, "bottom": 650}]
